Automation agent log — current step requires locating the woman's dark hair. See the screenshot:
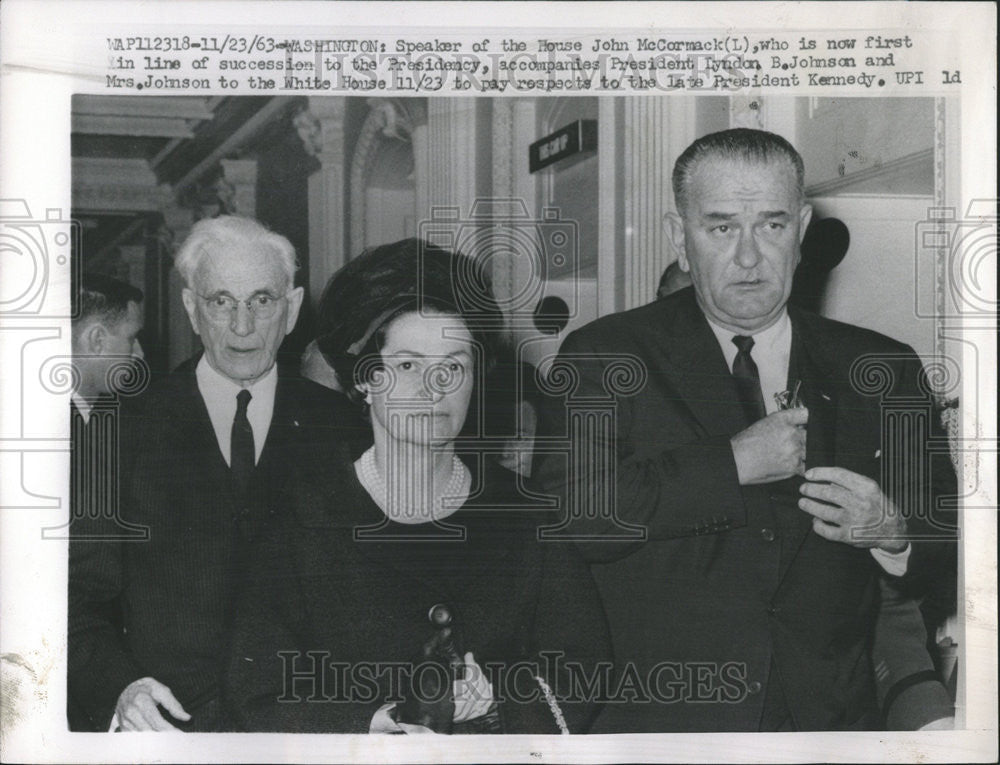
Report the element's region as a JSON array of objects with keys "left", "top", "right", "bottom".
[{"left": 316, "top": 239, "right": 504, "bottom": 430}]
